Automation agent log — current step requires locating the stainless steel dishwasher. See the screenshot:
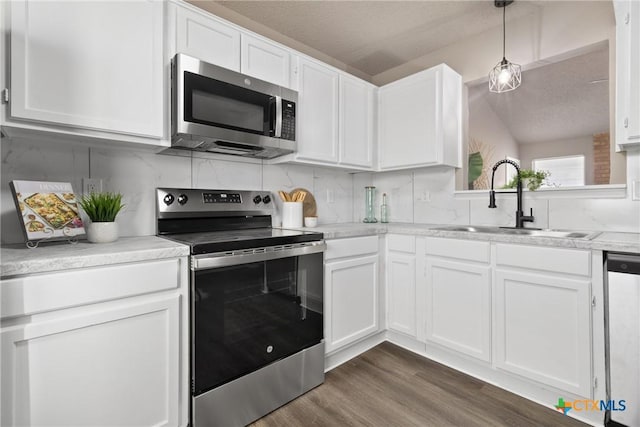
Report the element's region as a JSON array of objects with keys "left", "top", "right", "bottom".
[{"left": 606, "top": 252, "right": 640, "bottom": 427}]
